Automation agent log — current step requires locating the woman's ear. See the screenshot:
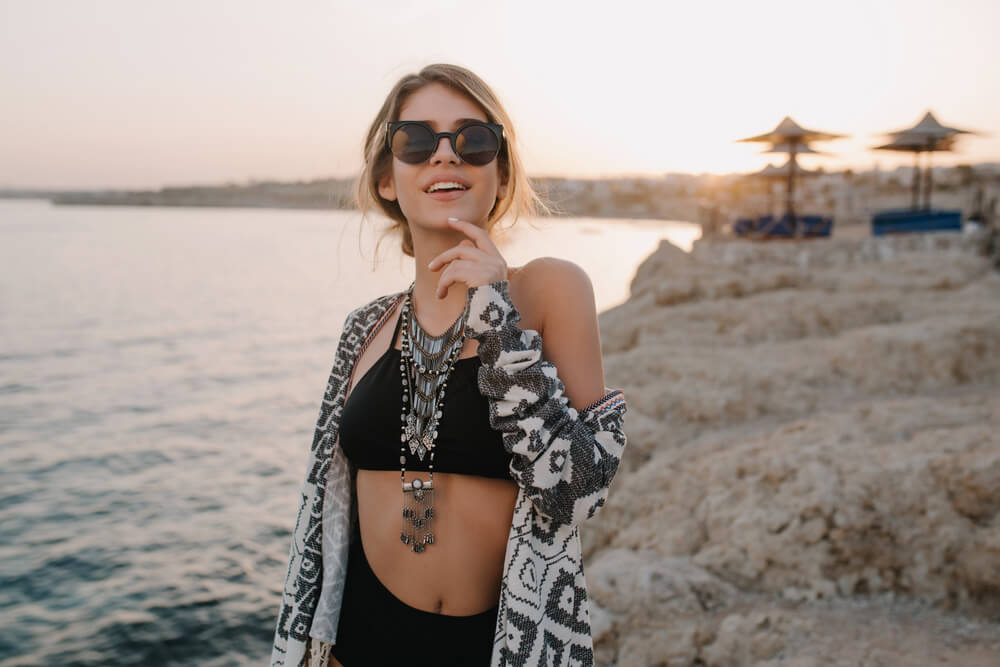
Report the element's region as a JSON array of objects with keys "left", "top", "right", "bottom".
[
  {"left": 378, "top": 171, "right": 397, "bottom": 202},
  {"left": 497, "top": 169, "right": 509, "bottom": 200}
]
